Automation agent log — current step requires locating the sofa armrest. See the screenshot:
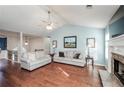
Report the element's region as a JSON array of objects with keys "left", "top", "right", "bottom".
[
  {"left": 45, "top": 55, "right": 51, "bottom": 59},
  {"left": 79, "top": 57, "right": 85, "bottom": 60},
  {"left": 21, "top": 58, "right": 29, "bottom": 63}
]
